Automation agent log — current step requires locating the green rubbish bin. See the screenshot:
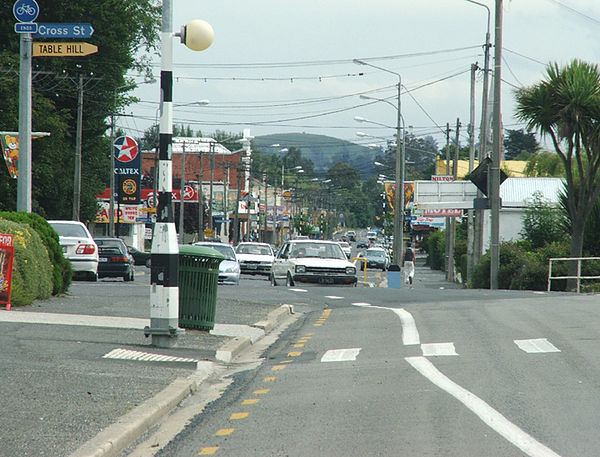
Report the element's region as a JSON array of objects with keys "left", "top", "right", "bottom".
[{"left": 178, "top": 245, "right": 225, "bottom": 331}]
